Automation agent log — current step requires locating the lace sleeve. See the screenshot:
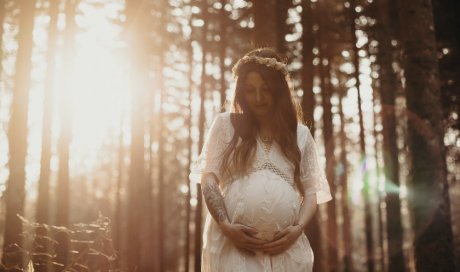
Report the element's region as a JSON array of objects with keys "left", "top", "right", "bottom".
[
  {"left": 299, "top": 125, "right": 333, "bottom": 204},
  {"left": 189, "top": 113, "right": 230, "bottom": 184}
]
